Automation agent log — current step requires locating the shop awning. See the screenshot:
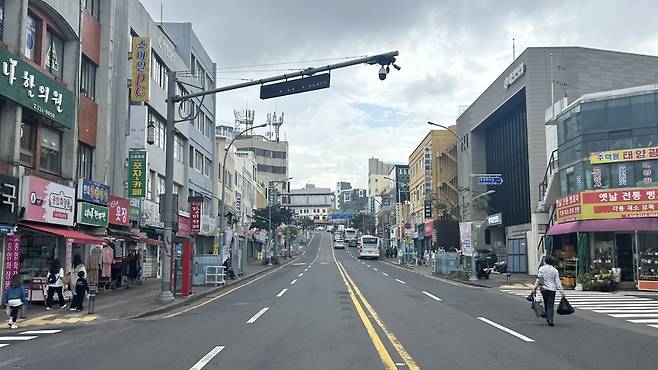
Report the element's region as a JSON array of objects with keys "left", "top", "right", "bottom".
[
  {"left": 21, "top": 223, "right": 107, "bottom": 245},
  {"left": 547, "top": 218, "right": 658, "bottom": 236},
  {"left": 106, "top": 228, "right": 163, "bottom": 246}
]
